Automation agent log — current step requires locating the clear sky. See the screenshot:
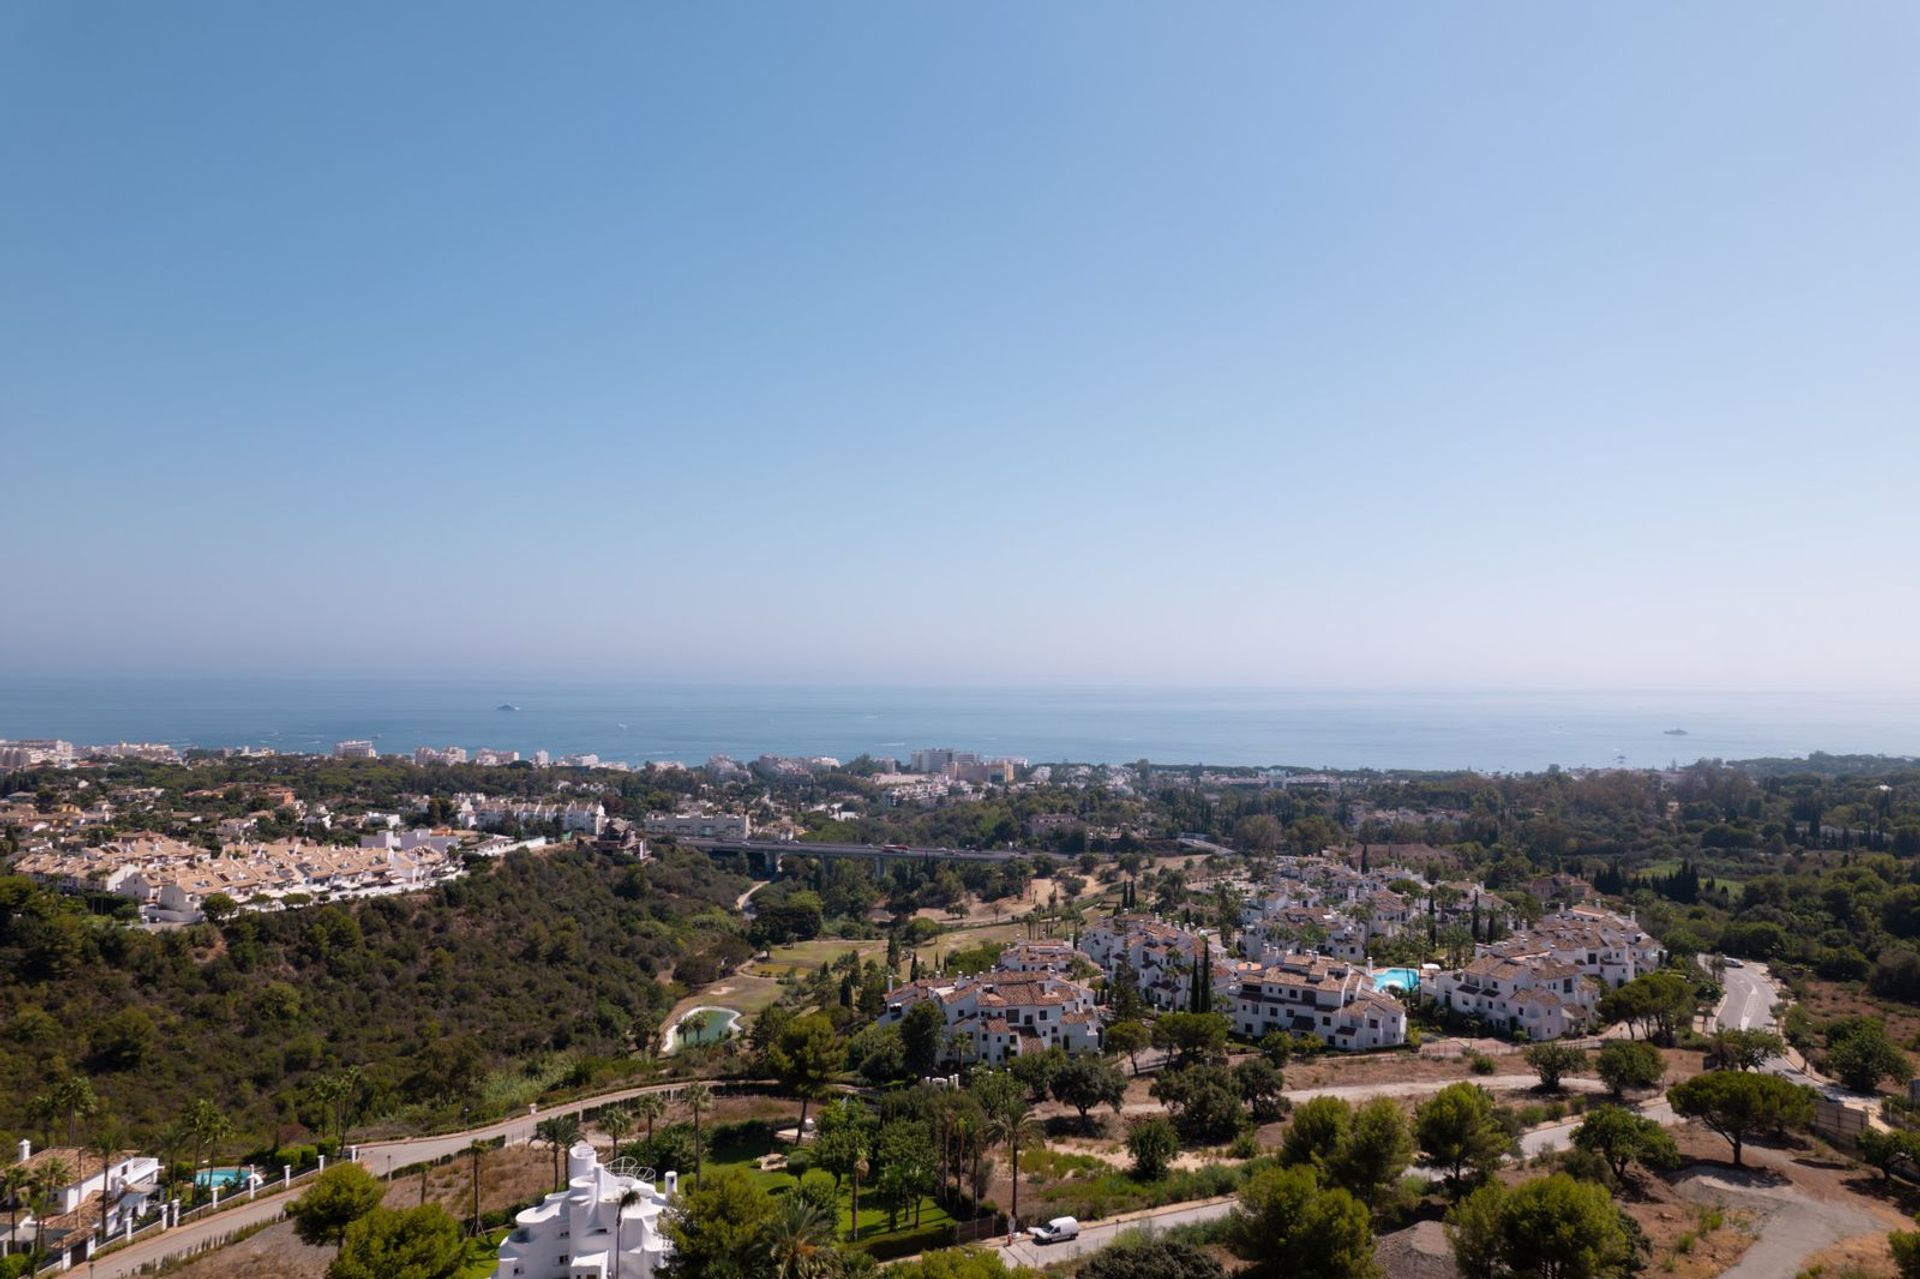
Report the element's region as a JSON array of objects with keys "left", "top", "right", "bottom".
[{"left": 4, "top": 3, "right": 1916, "bottom": 689}]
